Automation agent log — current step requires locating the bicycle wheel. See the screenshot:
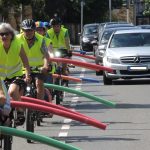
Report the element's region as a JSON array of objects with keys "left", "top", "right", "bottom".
[
  {"left": 26, "top": 109, "right": 34, "bottom": 143},
  {"left": 4, "top": 135, "right": 12, "bottom": 150}
]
